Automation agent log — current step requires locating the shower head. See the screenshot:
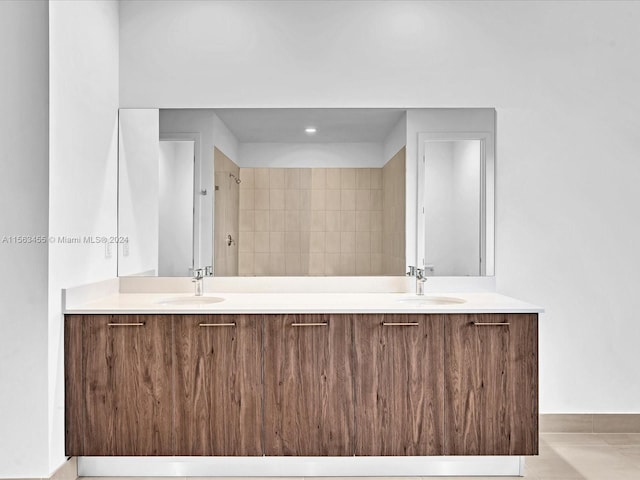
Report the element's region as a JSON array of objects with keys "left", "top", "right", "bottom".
[{"left": 229, "top": 173, "right": 241, "bottom": 184}]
